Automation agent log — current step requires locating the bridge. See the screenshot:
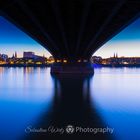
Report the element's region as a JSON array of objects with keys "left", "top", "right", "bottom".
[{"left": 0, "top": 0, "right": 140, "bottom": 73}]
